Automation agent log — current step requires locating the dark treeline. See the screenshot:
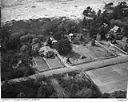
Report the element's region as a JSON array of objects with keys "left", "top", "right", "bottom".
[
  {"left": 82, "top": 1, "right": 128, "bottom": 39},
  {"left": 1, "top": 71, "right": 126, "bottom": 98}
]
